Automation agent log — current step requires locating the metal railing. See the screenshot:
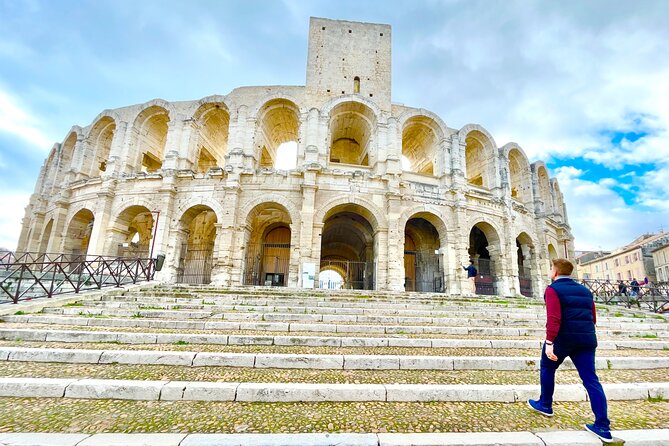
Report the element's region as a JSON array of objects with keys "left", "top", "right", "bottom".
[
  {"left": 580, "top": 279, "right": 669, "bottom": 313},
  {"left": 1, "top": 255, "right": 155, "bottom": 304}
]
